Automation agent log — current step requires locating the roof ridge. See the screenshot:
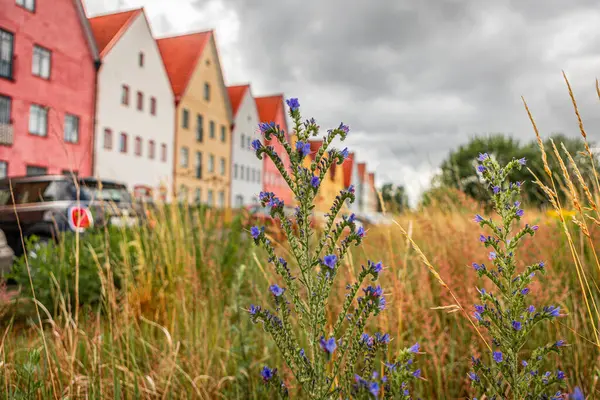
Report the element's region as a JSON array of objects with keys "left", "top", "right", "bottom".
[
  {"left": 156, "top": 29, "right": 214, "bottom": 40},
  {"left": 88, "top": 7, "right": 143, "bottom": 19}
]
